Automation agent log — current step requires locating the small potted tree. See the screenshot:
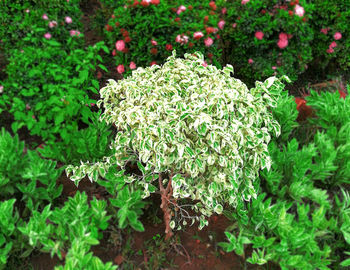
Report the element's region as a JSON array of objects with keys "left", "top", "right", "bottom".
[{"left": 66, "top": 51, "right": 287, "bottom": 239}]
